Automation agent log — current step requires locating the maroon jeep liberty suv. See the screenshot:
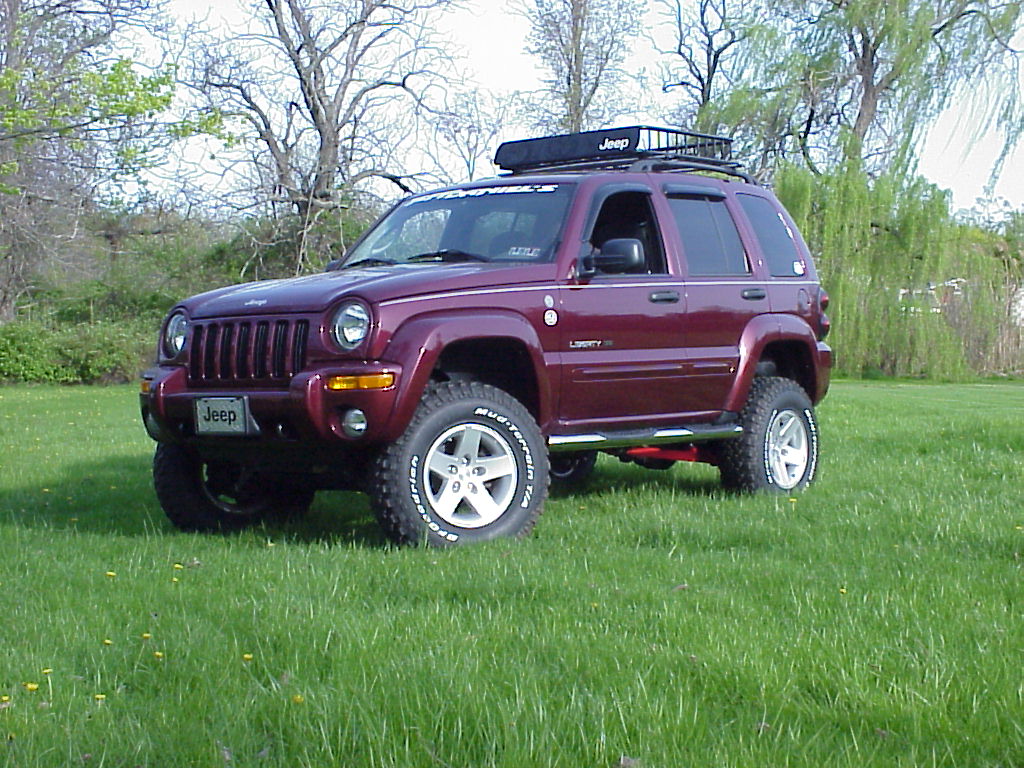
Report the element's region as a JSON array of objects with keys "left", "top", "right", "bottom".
[{"left": 140, "top": 126, "right": 832, "bottom": 545}]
